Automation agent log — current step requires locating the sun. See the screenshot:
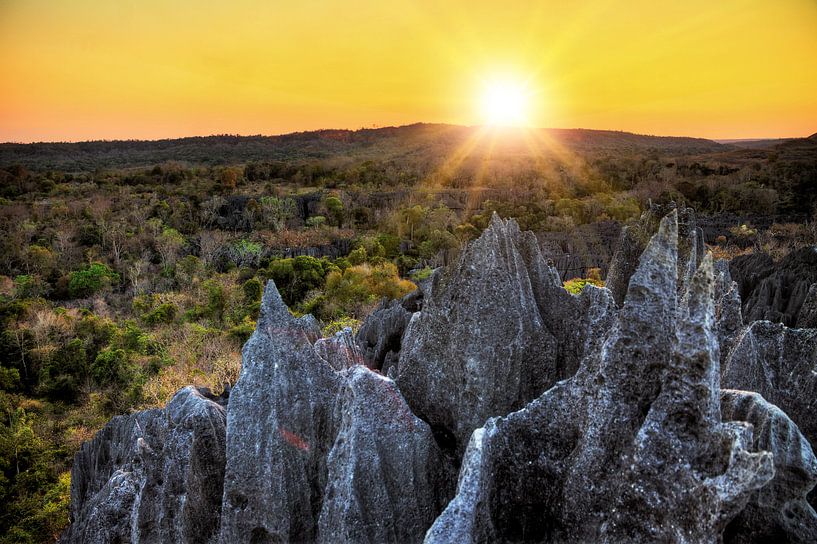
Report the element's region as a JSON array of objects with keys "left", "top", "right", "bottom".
[{"left": 479, "top": 80, "right": 531, "bottom": 127}]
